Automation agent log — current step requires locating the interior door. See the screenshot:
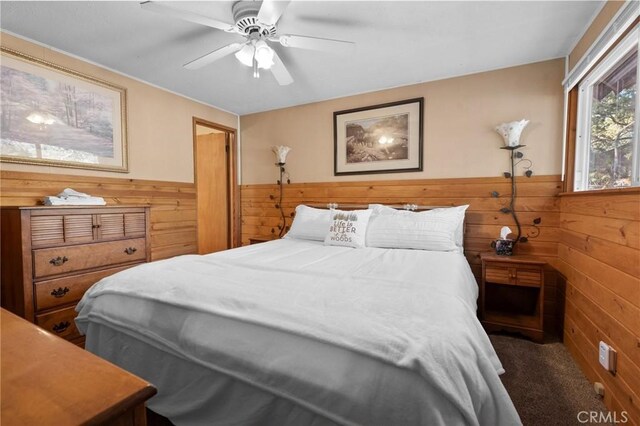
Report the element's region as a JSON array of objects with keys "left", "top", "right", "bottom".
[{"left": 195, "top": 130, "right": 229, "bottom": 254}]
